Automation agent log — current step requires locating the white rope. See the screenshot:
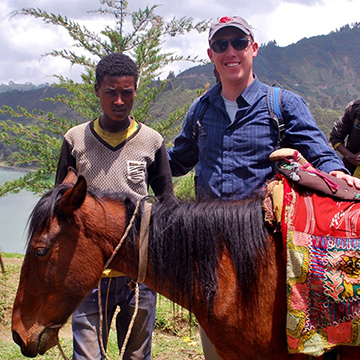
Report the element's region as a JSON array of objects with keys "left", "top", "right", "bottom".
[
  {"left": 98, "top": 200, "right": 141, "bottom": 360},
  {"left": 57, "top": 341, "right": 69, "bottom": 360},
  {"left": 98, "top": 280, "right": 112, "bottom": 360},
  {"left": 104, "top": 200, "right": 141, "bottom": 269},
  {"left": 119, "top": 282, "right": 140, "bottom": 359}
]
